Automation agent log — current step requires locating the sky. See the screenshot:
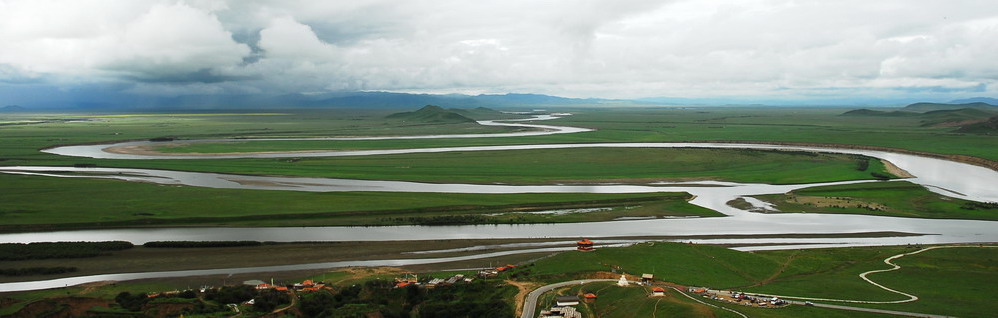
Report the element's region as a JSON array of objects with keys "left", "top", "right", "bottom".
[{"left": 1, "top": 0, "right": 997, "bottom": 107}]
